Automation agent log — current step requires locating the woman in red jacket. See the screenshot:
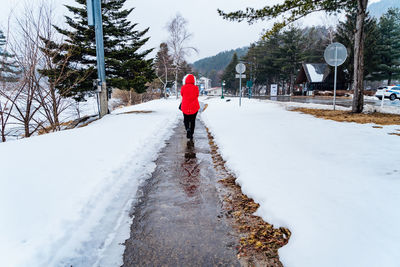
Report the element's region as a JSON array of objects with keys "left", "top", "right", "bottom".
[{"left": 181, "top": 74, "right": 200, "bottom": 140}]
